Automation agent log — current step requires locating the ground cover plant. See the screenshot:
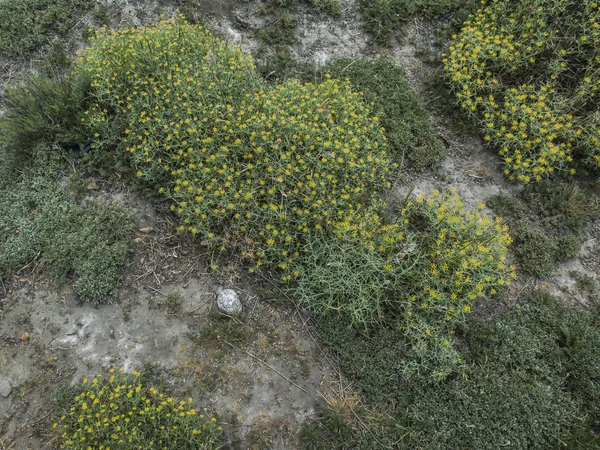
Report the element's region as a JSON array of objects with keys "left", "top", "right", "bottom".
[
  {"left": 294, "top": 190, "right": 515, "bottom": 379},
  {"left": 303, "top": 293, "right": 600, "bottom": 449},
  {"left": 487, "top": 182, "right": 598, "bottom": 277},
  {"left": 359, "top": 0, "right": 480, "bottom": 43},
  {"left": 321, "top": 59, "right": 444, "bottom": 170},
  {"left": 53, "top": 369, "right": 223, "bottom": 449},
  {"left": 0, "top": 73, "right": 90, "bottom": 172},
  {"left": 0, "top": 0, "right": 92, "bottom": 58},
  {"left": 444, "top": 0, "right": 600, "bottom": 182},
  {"left": 0, "top": 147, "right": 134, "bottom": 304},
  {"left": 266, "top": 0, "right": 341, "bottom": 16},
  {"left": 75, "top": 17, "right": 396, "bottom": 281}
]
